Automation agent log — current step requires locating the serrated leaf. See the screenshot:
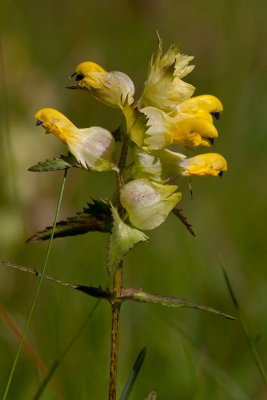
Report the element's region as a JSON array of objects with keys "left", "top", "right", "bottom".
[
  {"left": 172, "top": 207, "right": 196, "bottom": 237},
  {"left": 120, "top": 347, "right": 147, "bottom": 400},
  {"left": 27, "top": 199, "right": 112, "bottom": 242},
  {"left": 2, "top": 261, "right": 111, "bottom": 299},
  {"left": 28, "top": 153, "right": 79, "bottom": 172},
  {"left": 107, "top": 204, "right": 149, "bottom": 275},
  {"left": 123, "top": 290, "right": 235, "bottom": 320}
]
